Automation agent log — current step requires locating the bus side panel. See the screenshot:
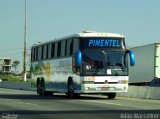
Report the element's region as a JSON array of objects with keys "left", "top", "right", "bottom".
[{"left": 31, "top": 57, "right": 82, "bottom": 93}]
